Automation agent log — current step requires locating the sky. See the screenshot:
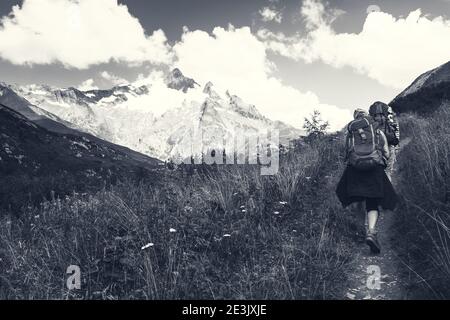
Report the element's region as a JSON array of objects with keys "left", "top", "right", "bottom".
[{"left": 0, "top": 0, "right": 449, "bottom": 130}]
